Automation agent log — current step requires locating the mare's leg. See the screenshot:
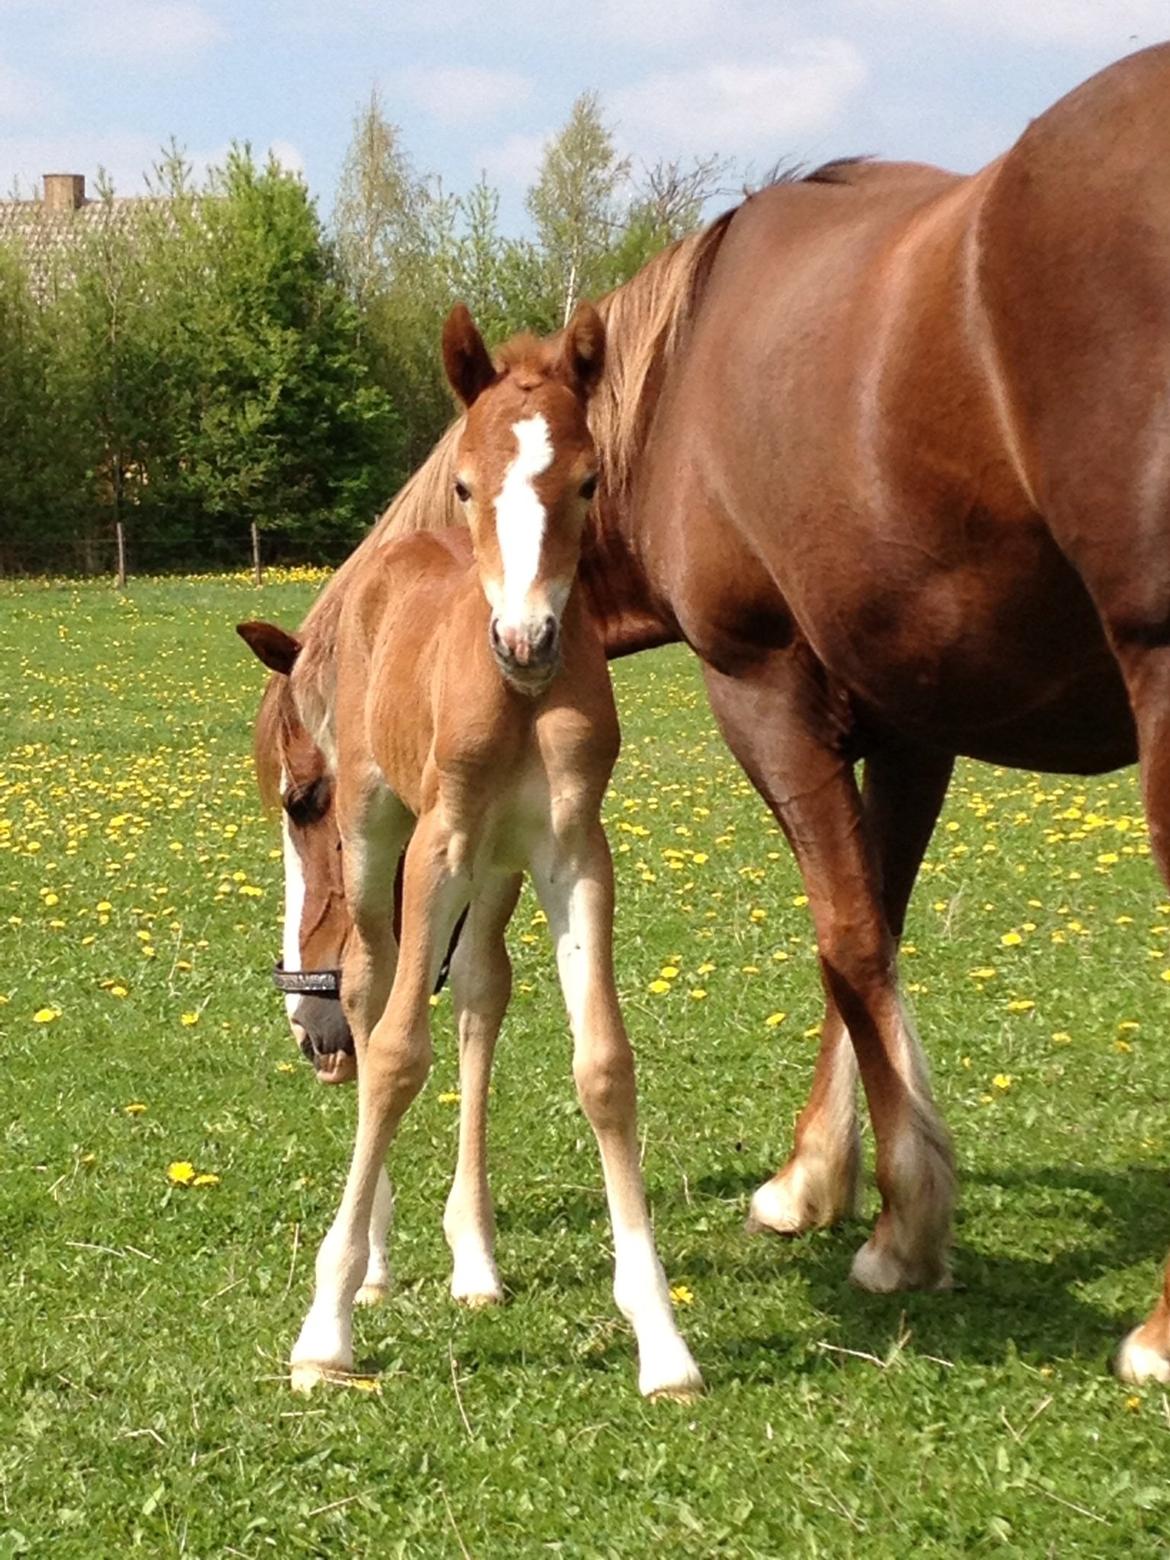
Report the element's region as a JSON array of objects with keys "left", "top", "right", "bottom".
[
  {"left": 1099, "top": 642, "right": 1170, "bottom": 1384},
  {"left": 291, "top": 810, "right": 466, "bottom": 1388},
  {"left": 533, "top": 822, "right": 703, "bottom": 1398},
  {"left": 444, "top": 872, "right": 523, "bottom": 1307},
  {"left": 703, "top": 654, "right": 955, "bottom": 1290},
  {"left": 749, "top": 746, "right": 953, "bottom": 1236}
]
